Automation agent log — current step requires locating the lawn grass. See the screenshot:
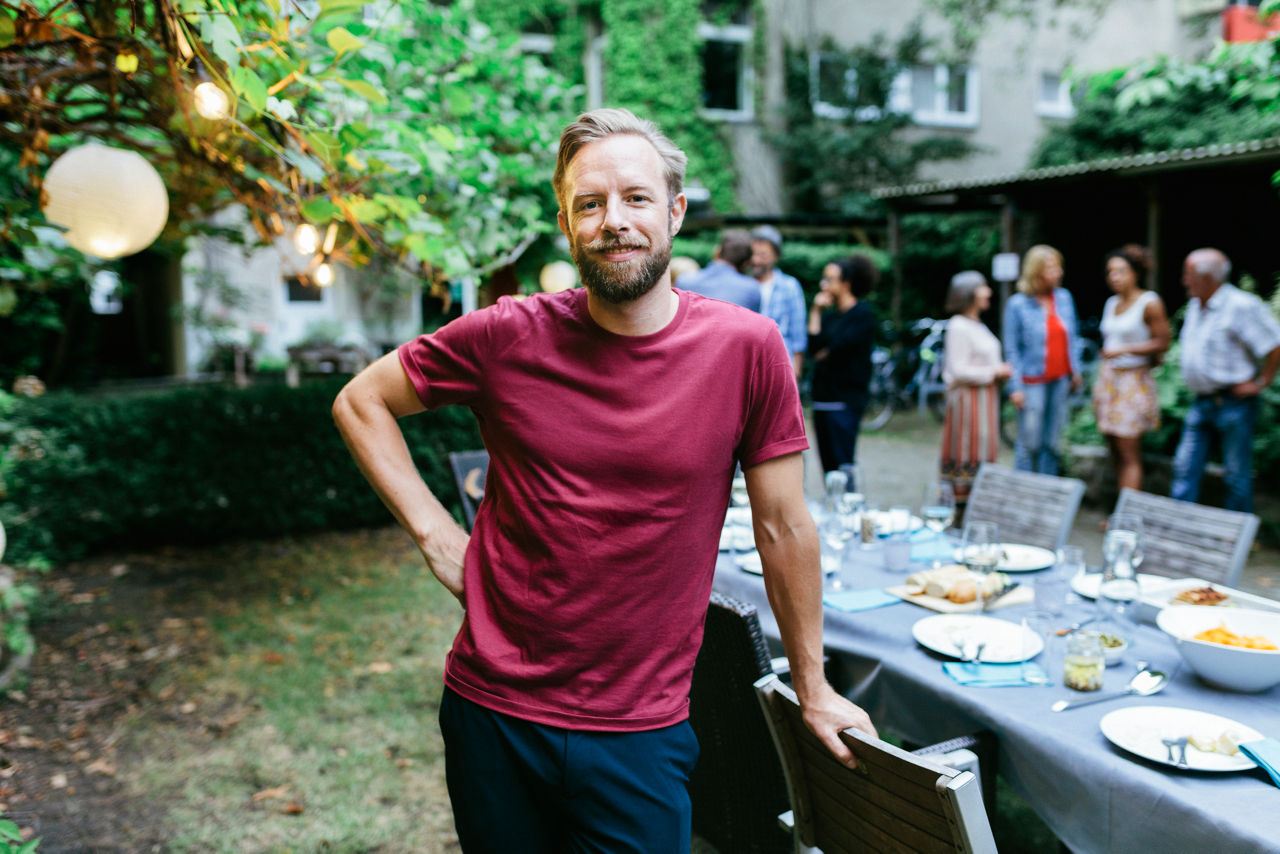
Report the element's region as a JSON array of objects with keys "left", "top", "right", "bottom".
[
  {"left": 101, "top": 525, "right": 1060, "bottom": 852},
  {"left": 115, "top": 529, "right": 463, "bottom": 853}
]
